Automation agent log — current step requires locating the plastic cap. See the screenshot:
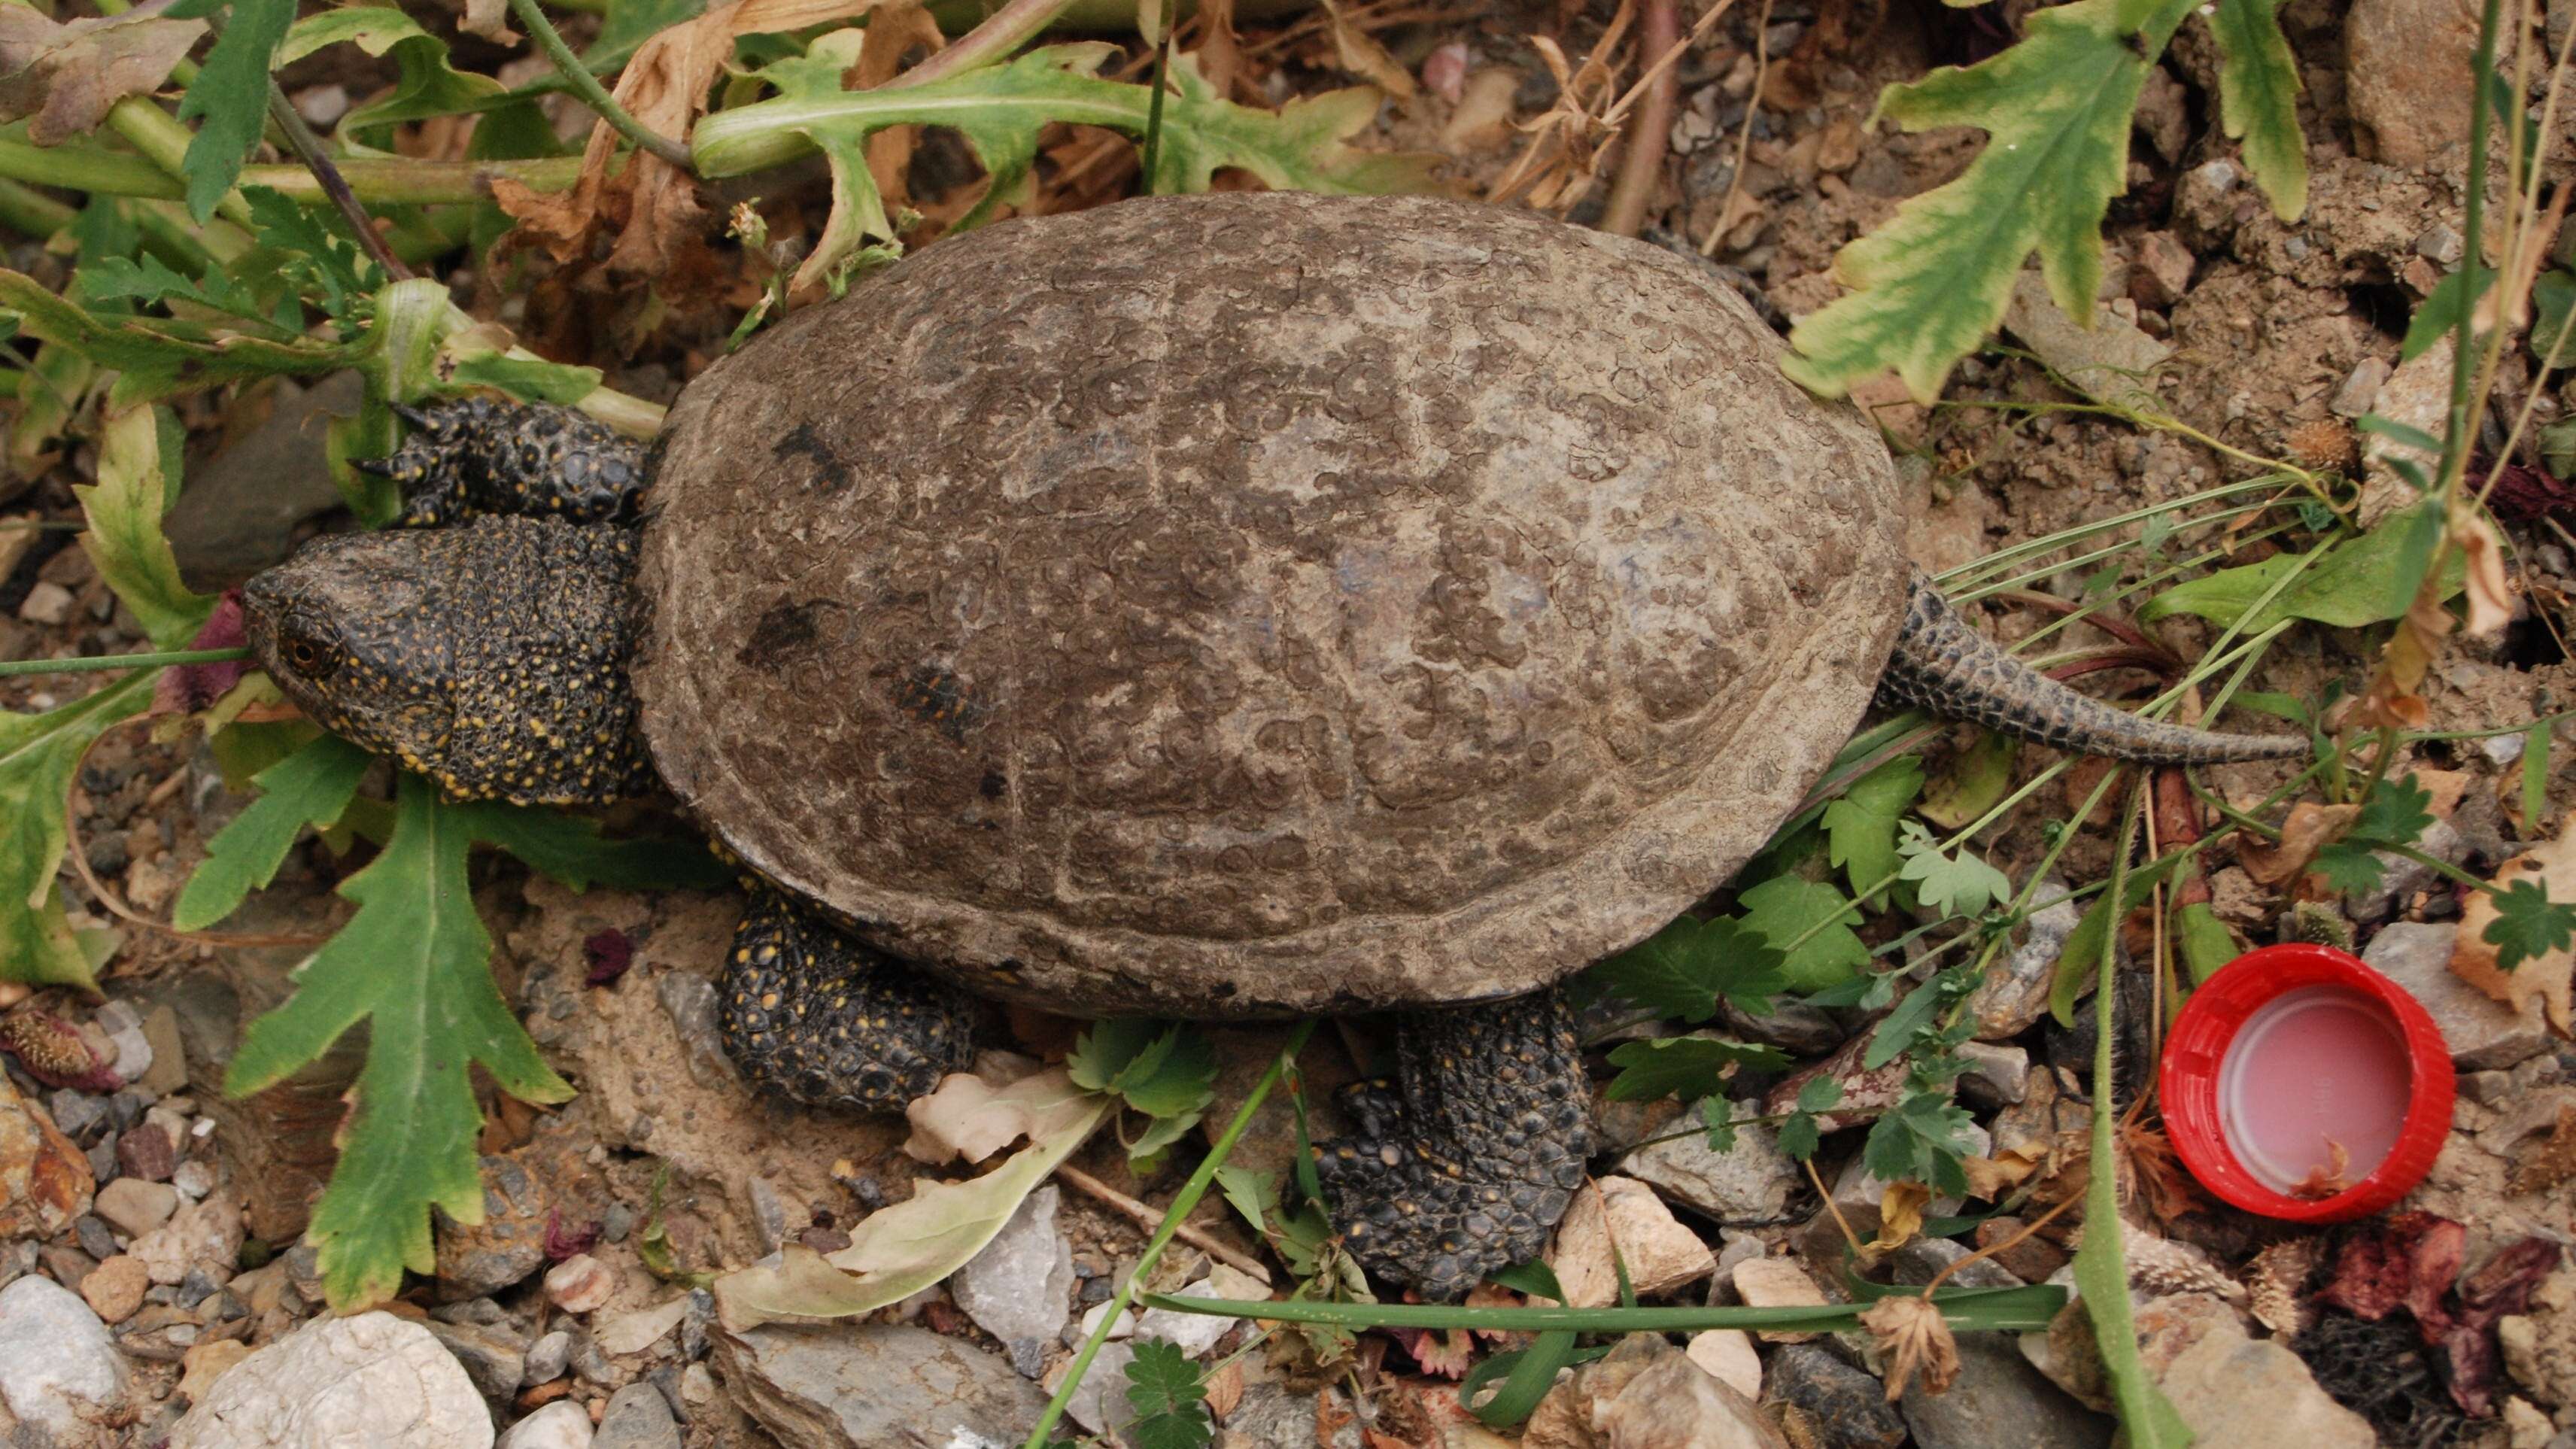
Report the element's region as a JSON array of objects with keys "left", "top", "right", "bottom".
[{"left": 2159, "top": 941, "right": 2455, "bottom": 1223}]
